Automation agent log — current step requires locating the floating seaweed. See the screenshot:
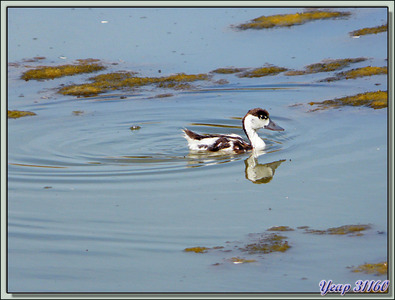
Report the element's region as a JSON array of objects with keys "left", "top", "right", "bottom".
[
  {"left": 228, "top": 257, "right": 257, "bottom": 264},
  {"left": 8, "top": 110, "right": 36, "bottom": 119},
  {"left": 304, "top": 224, "right": 372, "bottom": 236},
  {"left": 322, "top": 66, "right": 387, "bottom": 82},
  {"left": 21, "top": 60, "right": 106, "bottom": 81},
  {"left": 236, "top": 10, "right": 351, "bottom": 30},
  {"left": 308, "top": 91, "right": 387, "bottom": 111},
  {"left": 184, "top": 247, "right": 210, "bottom": 253},
  {"left": 350, "top": 24, "right": 387, "bottom": 37},
  {"left": 211, "top": 67, "right": 247, "bottom": 74},
  {"left": 285, "top": 58, "right": 367, "bottom": 76},
  {"left": 129, "top": 125, "right": 141, "bottom": 131},
  {"left": 351, "top": 262, "right": 388, "bottom": 276},
  {"left": 238, "top": 66, "right": 287, "bottom": 78},
  {"left": 59, "top": 72, "right": 210, "bottom": 97},
  {"left": 267, "top": 226, "right": 295, "bottom": 232},
  {"left": 240, "top": 233, "right": 291, "bottom": 254},
  {"left": 72, "top": 110, "right": 84, "bottom": 116}
]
